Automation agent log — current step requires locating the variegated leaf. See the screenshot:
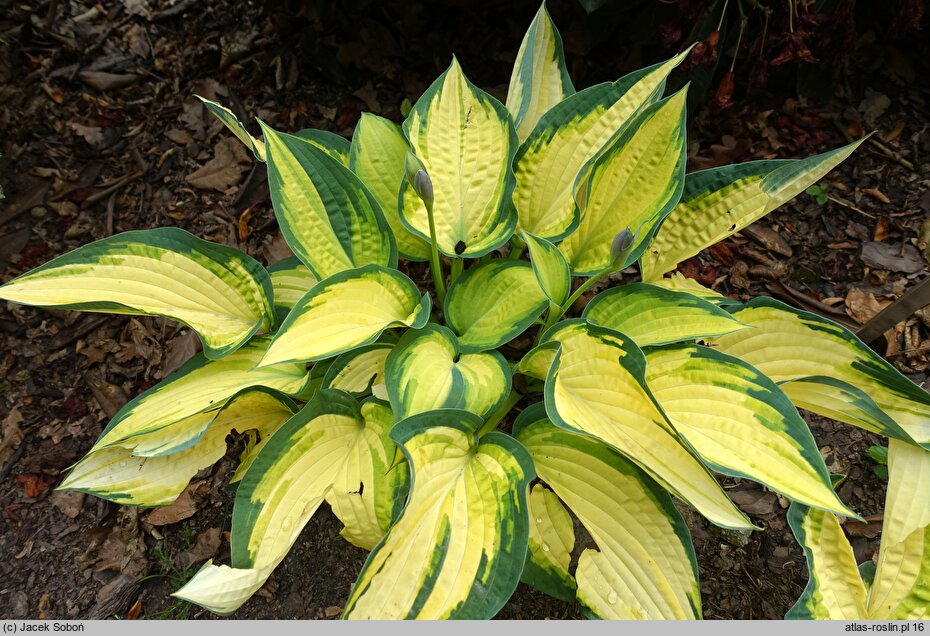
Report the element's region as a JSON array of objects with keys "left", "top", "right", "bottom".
[
  {"left": 515, "top": 405, "right": 701, "bottom": 619},
  {"left": 260, "top": 265, "right": 430, "bottom": 366},
  {"left": 0, "top": 228, "right": 273, "bottom": 359},
  {"left": 343, "top": 410, "right": 533, "bottom": 619},
  {"left": 399, "top": 58, "right": 518, "bottom": 257},
  {"left": 512, "top": 49, "right": 690, "bottom": 240},
  {"left": 384, "top": 324, "right": 511, "bottom": 421},
  {"left": 506, "top": 2, "right": 574, "bottom": 142},
  {"left": 641, "top": 140, "right": 865, "bottom": 281},
  {"left": 348, "top": 113, "right": 431, "bottom": 260},
  {"left": 583, "top": 283, "right": 746, "bottom": 347},
  {"left": 260, "top": 121, "right": 396, "bottom": 279},
  {"left": 542, "top": 320, "right": 750, "bottom": 529},
  {"left": 559, "top": 89, "right": 687, "bottom": 275},
  {"left": 444, "top": 260, "right": 549, "bottom": 353}
]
